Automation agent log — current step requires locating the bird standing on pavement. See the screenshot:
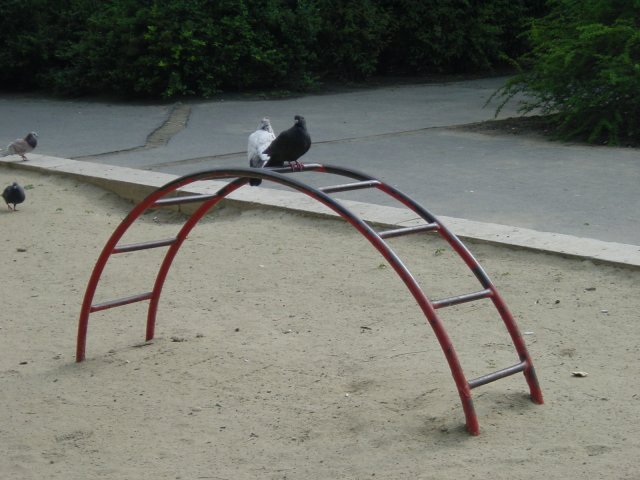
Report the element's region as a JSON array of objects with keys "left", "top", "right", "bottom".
[
  {"left": 247, "top": 118, "right": 276, "bottom": 186},
  {"left": 2, "top": 182, "right": 26, "bottom": 211},
  {"left": 1, "top": 132, "right": 38, "bottom": 161},
  {"left": 262, "top": 115, "right": 311, "bottom": 171}
]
